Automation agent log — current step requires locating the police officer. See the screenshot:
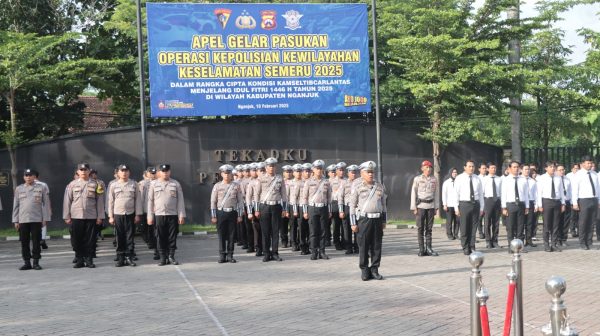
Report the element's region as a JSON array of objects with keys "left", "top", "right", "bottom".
[
  {"left": 288, "top": 164, "right": 304, "bottom": 252},
  {"left": 239, "top": 164, "right": 253, "bottom": 251},
  {"left": 211, "top": 164, "right": 244, "bottom": 263},
  {"left": 246, "top": 163, "right": 262, "bottom": 256},
  {"left": 482, "top": 162, "right": 502, "bottom": 248},
  {"left": 350, "top": 161, "right": 387, "bottom": 281},
  {"left": 139, "top": 166, "right": 159, "bottom": 260},
  {"left": 13, "top": 168, "right": 51, "bottom": 270},
  {"left": 338, "top": 164, "right": 359, "bottom": 254},
  {"left": 571, "top": 155, "right": 600, "bottom": 250},
  {"left": 90, "top": 168, "right": 108, "bottom": 255},
  {"left": 453, "top": 160, "right": 484, "bottom": 255},
  {"left": 298, "top": 163, "right": 312, "bottom": 255},
  {"left": 501, "top": 161, "right": 530, "bottom": 252},
  {"left": 233, "top": 164, "right": 247, "bottom": 248},
  {"left": 536, "top": 162, "right": 565, "bottom": 252},
  {"left": 325, "top": 164, "right": 336, "bottom": 247},
  {"left": 108, "top": 164, "right": 143, "bottom": 266},
  {"left": 410, "top": 160, "right": 439, "bottom": 256},
  {"left": 254, "top": 158, "right": 287, "bottom": 262},
  {"left": 32, "top": 170, "right": 50, "bottom": 250},
  {"left": 330, "top": 162, "right": 346, "bottom": 250},
  {"left": 280, "top": 165, "right": 293, "bottom": 248},
  {"left": 63, "top": 163, "right": 105, "bottom": 268},
  {"left": 301, "top": 160, "right": 332, "bottom": 260},
  {"left": 147, "top": 164, "right": 186, "bottom": 265}
]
